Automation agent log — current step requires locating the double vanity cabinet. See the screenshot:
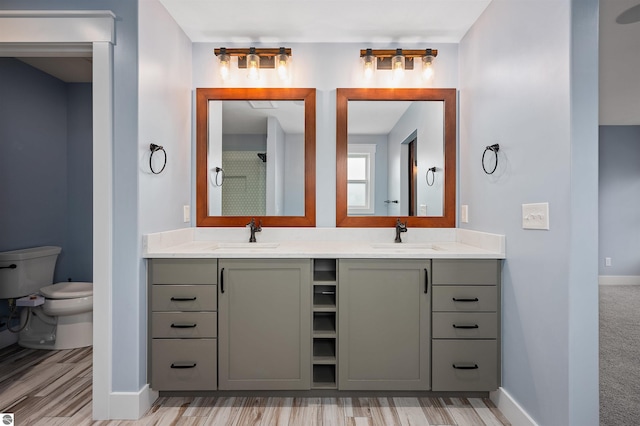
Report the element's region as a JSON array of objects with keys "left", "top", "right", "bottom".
[{"left": 147, "top": 255, "right": 501, "bottom": 394}]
